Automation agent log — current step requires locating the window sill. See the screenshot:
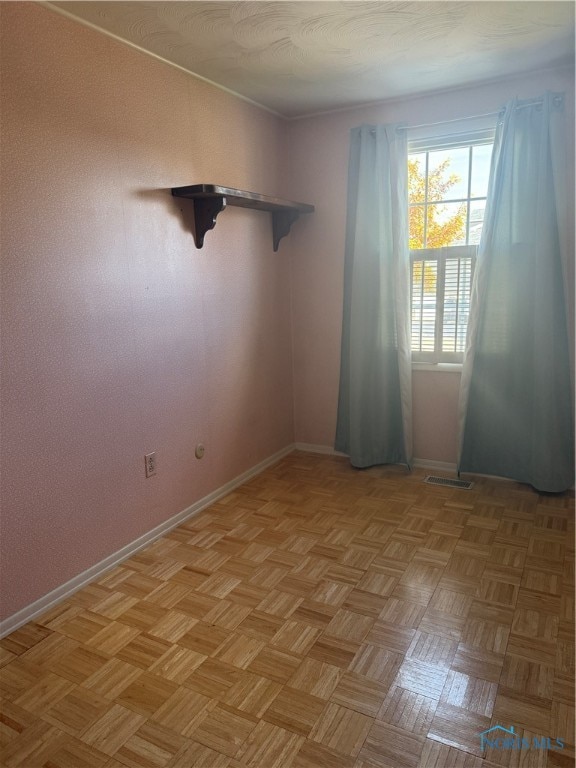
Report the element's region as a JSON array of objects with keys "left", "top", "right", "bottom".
[{"left": 412, "top": 362, "right": 463, "bottom": 373}]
